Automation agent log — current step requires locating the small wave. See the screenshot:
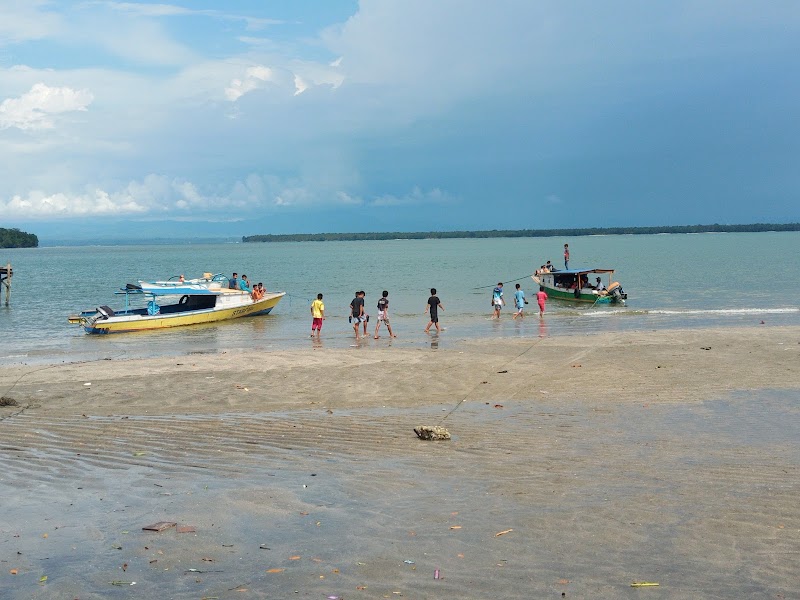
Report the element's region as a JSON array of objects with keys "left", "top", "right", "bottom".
[{"left": 583, "top": 307, "right": 799, "bottom": 318}]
